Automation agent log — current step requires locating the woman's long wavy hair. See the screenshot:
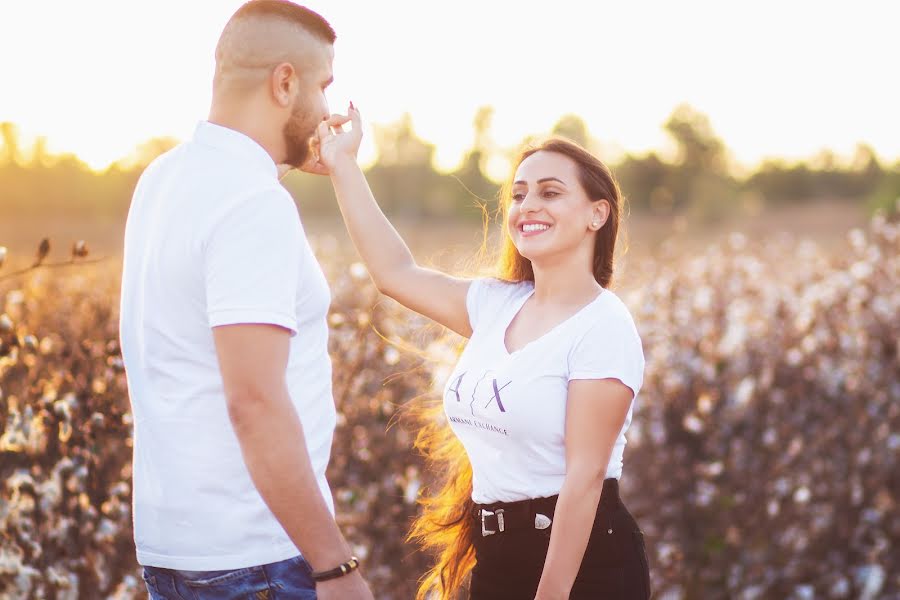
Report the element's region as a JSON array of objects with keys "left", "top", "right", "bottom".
[{"left": 407, "top": 137, "right": 625, "bottom": 599}]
